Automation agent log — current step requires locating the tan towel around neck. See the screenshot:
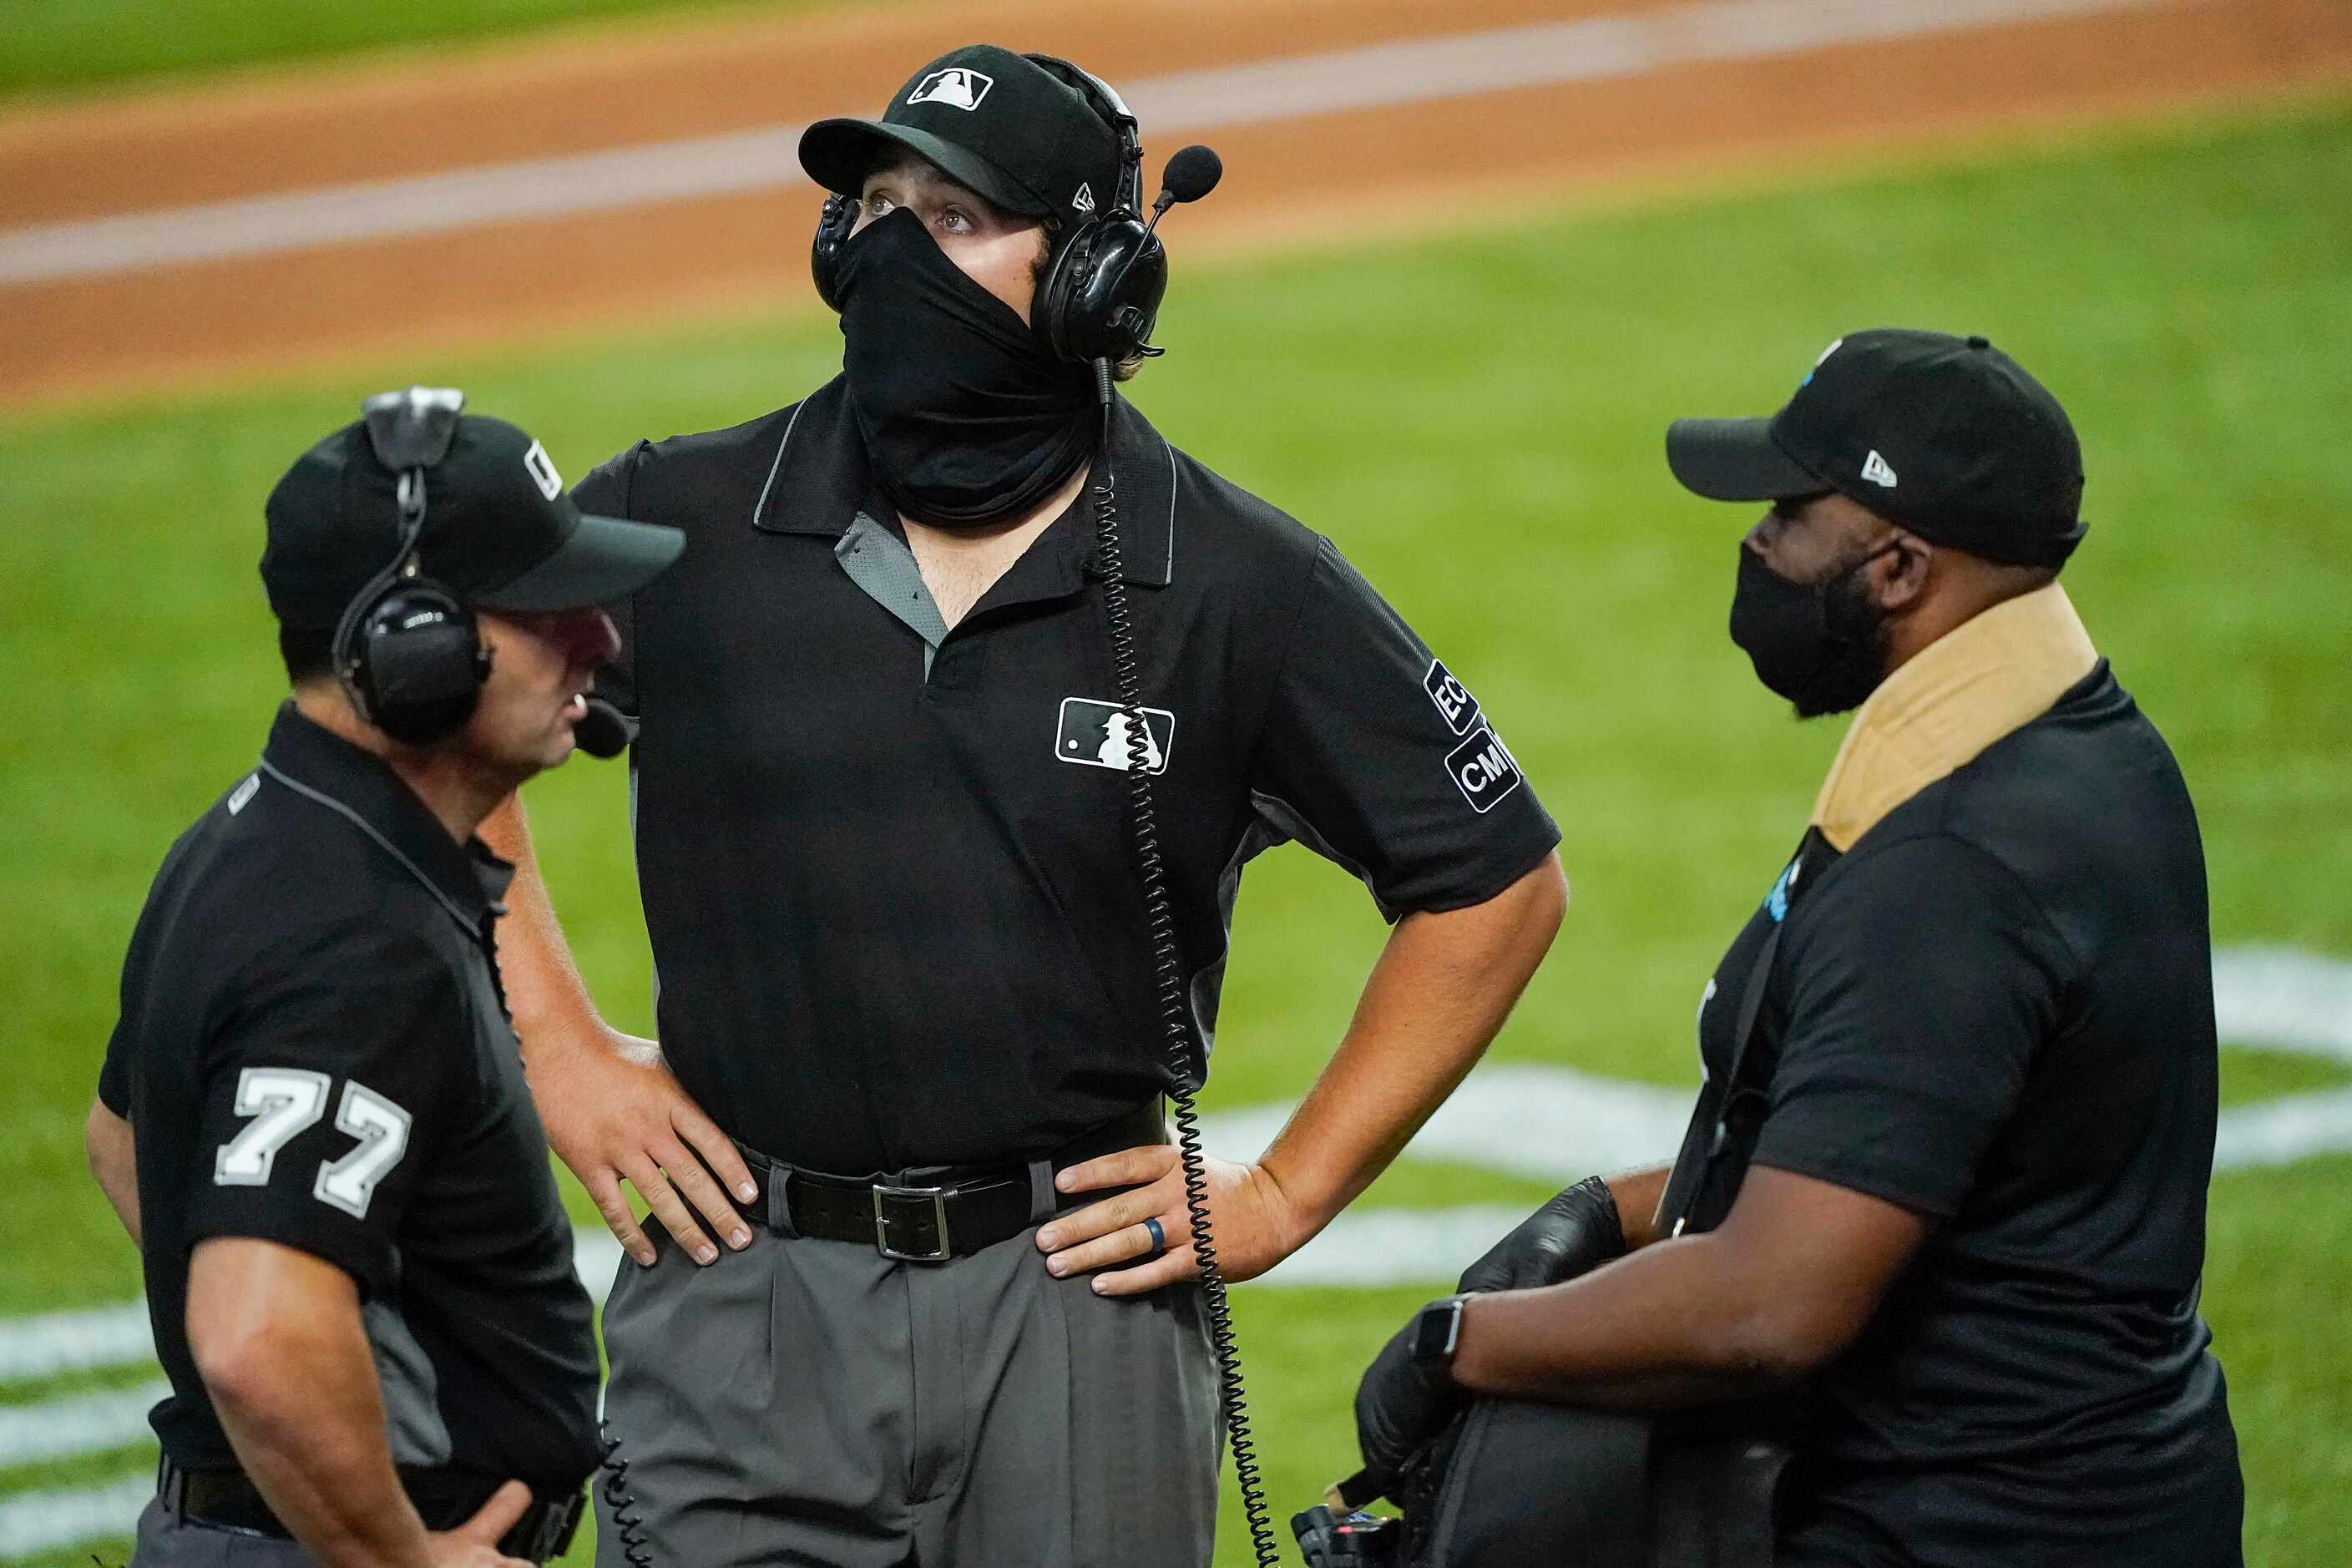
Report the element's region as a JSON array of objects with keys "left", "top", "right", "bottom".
[{"left": 1809, "top": 583, "right": 2100, "bottom": 852}]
